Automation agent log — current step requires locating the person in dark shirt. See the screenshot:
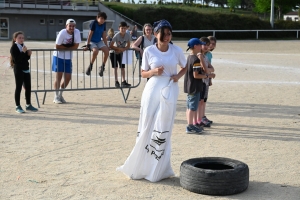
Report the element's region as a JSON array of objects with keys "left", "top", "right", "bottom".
[{"left": 10, "top": 31, "right": 38, "bottom": 113}]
